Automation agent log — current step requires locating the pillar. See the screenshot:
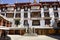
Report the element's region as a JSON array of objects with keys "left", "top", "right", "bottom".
[
  {"left": 0, "top": 19, "right": 1, "bottom": 26},
  {"left": 40, "top": 19, "right": 45, "bottom": 27},
  {"left": 5, "top": 13, "right": 6, "bottom": 17},
  {"left": 1, "top": 19, "right": 3, "bottom": 26},
  {"left": 5, "top": 21, "right": 7, "bottom": 27},
  {"left": 49, "top": 8, "right": 55, "bottom": 27},
  {"left": 28, "top": 9, "right": 32, "bottom": 27},
  {"left": 6, "top": 21, "right": 11, "bottom": 27},
  {"left": 14, "top": 9, "right": 16, "bottom": 18},
  {"left": 20, "top": 9, "right": 24, "bottom": 27},
  {"left": 41, "top": 8, "right": 44, "bottom": 17},
  {"left": 0, "top": 30, "right": 2, "bottom": 37},
  {"left": 50, "top": 18, "right": 55, "bottom": 27},
  {"left": 12, "top": 20, "right": 15, "bottom": 27},
  {"left": 40, "top": 8, "right": 45, "bottom": 27},
  {"left": 58, "top": 8, "right": 60, "bottom": 19}
]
